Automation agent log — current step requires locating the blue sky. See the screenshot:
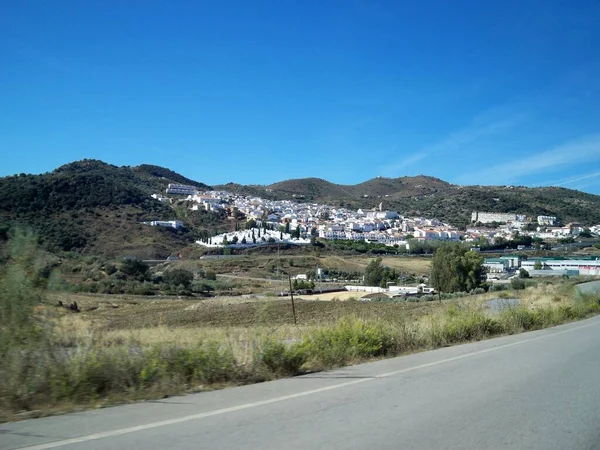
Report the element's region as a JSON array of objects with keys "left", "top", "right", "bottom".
[{"left": 2, "top": 0, "right": 600, "bottom": 193}]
